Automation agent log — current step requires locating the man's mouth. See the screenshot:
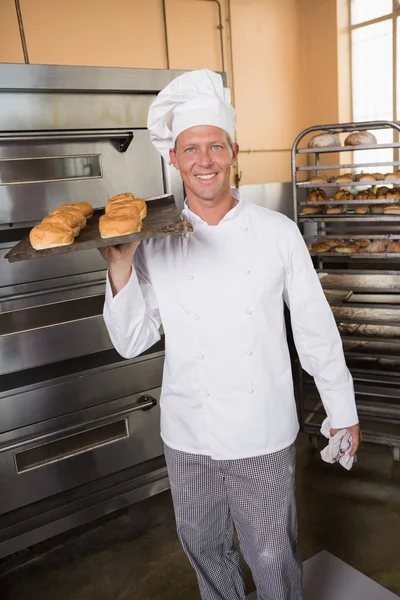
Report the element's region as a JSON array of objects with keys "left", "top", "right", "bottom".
[{"left": 195, "top": 173, "right": 218, "bottom": 180}]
